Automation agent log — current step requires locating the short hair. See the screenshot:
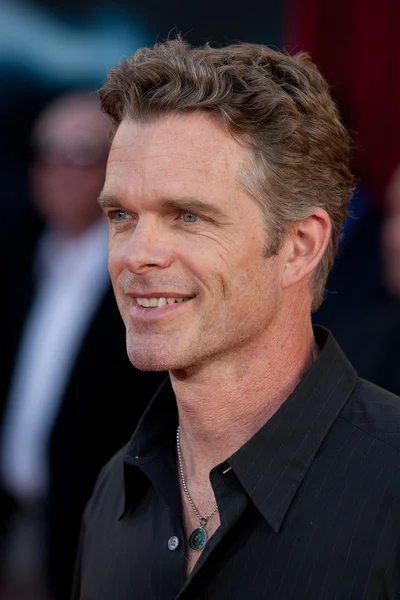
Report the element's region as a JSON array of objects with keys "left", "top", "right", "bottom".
[{"left": 99, "top": 38, "right": 354, "bottom": 309}]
